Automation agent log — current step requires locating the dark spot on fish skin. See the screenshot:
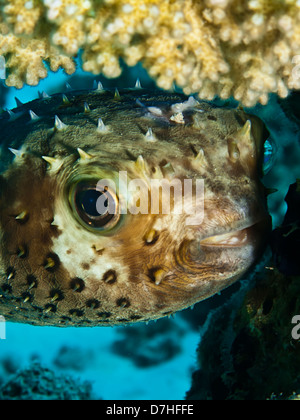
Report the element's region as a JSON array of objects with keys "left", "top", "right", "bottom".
[
  {"left": 69, "top": 309, "right": 84, "bottom": 317},
  {"left": 44, "top": 303, "right": 57, "bottom": 313},
  {"left": 31, "top": 305, "right": 43, "bottom": 313},
  {"left": 49, "top": 224, "right": 62, "bottom": 239},
  {"left": 14, "top": 212, "right": 29, "bottom": 224},
  {"left": 159, "top": 159, "right": 168, "bottom": 167},
  {"left": 102, "top": 269, "right": 117, "bottom": 284},
  {"left": 86, "top": 299, "right": 100, "bottom": 309},
  {"left": 81, "top": 262, "right": 90, "bottom": 270},
  {"left": 26, "top": 274, "right": 38, "bottom": 289},
  {"left": 97, "top": 311, "right": 111, "bottom": 319},
  {"left": 1, "top": 284, "right": 12, "bottom": 294},
  {"left": 49, "top": 289, "right": 64, "bottom": 302},
  {"left": 116, "top": 297, "right": 131, "bottom": 308},
  {"left": 6, "top": 267, "right": 15, "bottom": 280},
  {"left": 17, "top": 244, "right": 28, "bottom": 259},
  {"left": 130, "top": 315, "right": 142, "bottom": 320},
  {"left": 66, "top": 249, "right": 72, "bottom": 255},
  {"left": 70, "top": 277, "right": 85, "bottom": 292},
  {"left": 22, "top": 292, "right": 33, "bottom": 303},
  {"left": 147, "top": 267, "right": 164, "bottom": 284},
  {"left": 144, "top": 230, "right": 159, "bottom": 246},
  {"left": 60, "top": 316, "right": 72, "bottom": 322},
  {"left": 207, "top": 115, "right": 217, "bottom": 121},
  {"left": 189, "top": 144, "right": 198, "bottom": 157},
  {"left": 43, "top": 252, "right": 60, "bottom": 272}
]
